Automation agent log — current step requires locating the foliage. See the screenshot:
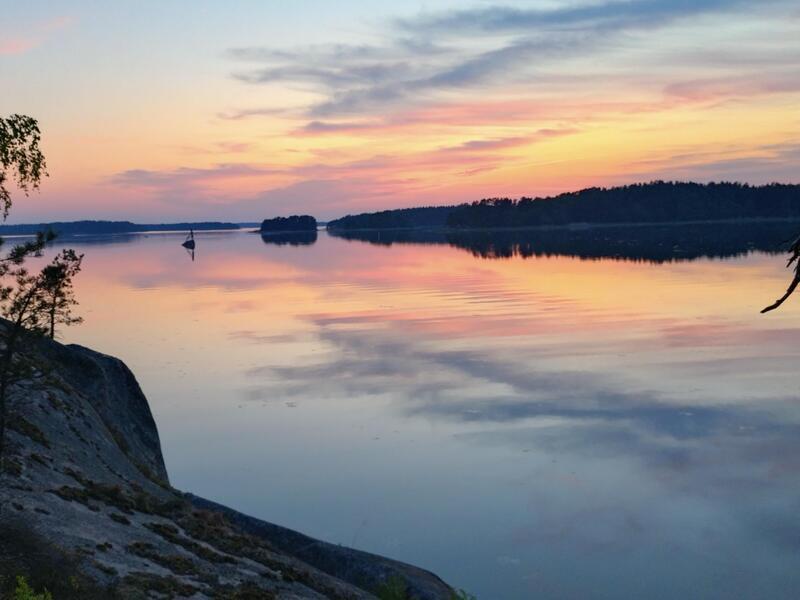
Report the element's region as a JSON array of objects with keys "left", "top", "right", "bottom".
[
  {"left": 327, "top": 205, "right": 456, "bottom": 230},
  {"left": 0, "top": 115, "right": 47, "bottom": 219},
  {"left": 449, "top": 590, "right": 478, "bottom": 600},
  {"left": 0, "top": 522, "right": 121, "bottom": 599},
  {"left": 327, "top": 182, "right": 800, "bottom": 232},
  {"left": 12, "top": 576, "right": 53, "bottom": 600},
  {"left": 260, "top": 215, "right": 317, "bottom": 232},
  {"left": 375, "top": 576, "right": 410, "bottom": 600},
  {"left": 446, "top": 182, "right": 800, "bottom": 228},
  {"left": 0, "top": 115, "right": 82, "bottom": 477},
  {"left": 35, "top": 248, "right": 84, "bottom": 339},
  {"left": 375, "top": 577, "right": 478, "bottom": 600}
]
